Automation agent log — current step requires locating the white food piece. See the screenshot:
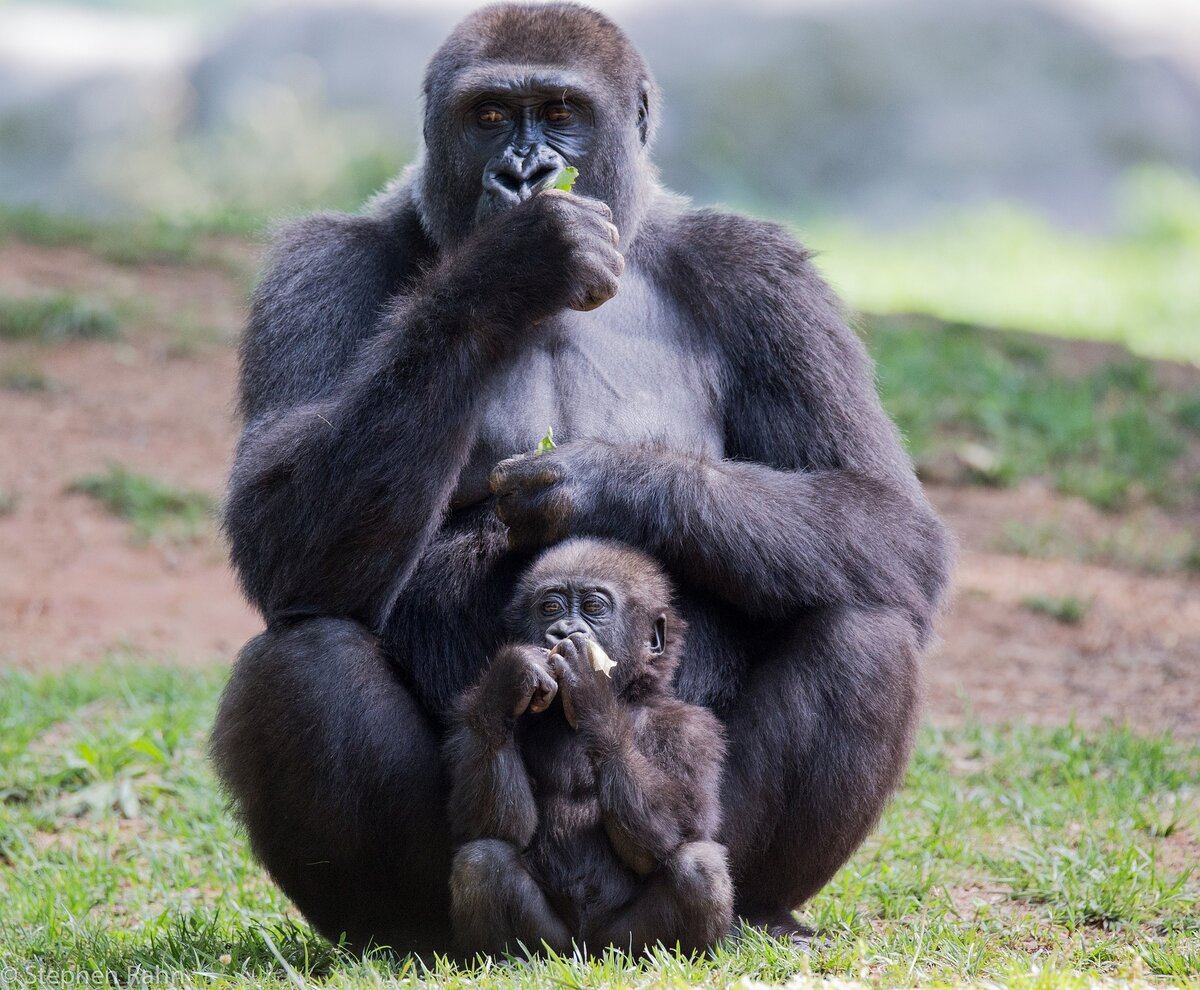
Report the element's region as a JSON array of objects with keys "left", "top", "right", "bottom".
[{"left": 586, "top": 638, "right": 617, "bottom": 677}]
